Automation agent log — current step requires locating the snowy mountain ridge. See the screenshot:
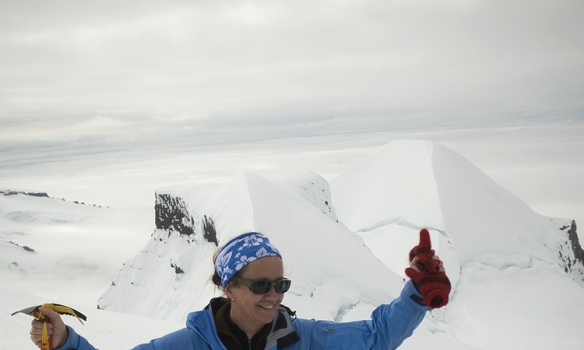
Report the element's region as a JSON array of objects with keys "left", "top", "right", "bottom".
[
  {"left": 2, "top": 140, "right": 584, "bottom": 349},
  {"left": 97, "top": 170, "right": 404, "bottom": 322},
  {"left": 0, "top": 189, "right": 107, "bottom": 208},
  {"left": 331, "top": 141, "right": 584, "bottom": 285}
]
